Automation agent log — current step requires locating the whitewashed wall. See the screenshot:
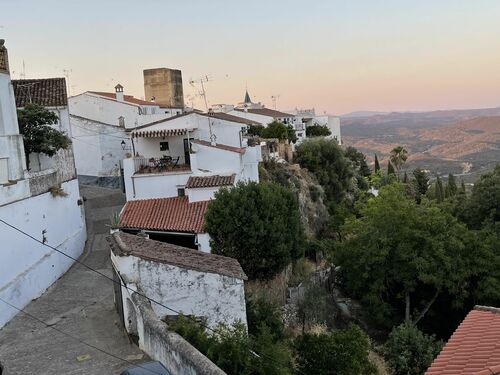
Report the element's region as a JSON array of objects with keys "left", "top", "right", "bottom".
[
  {"left": 194, "top": 145, "right": 241, "bottom": 175},
  {"left": 70, "top": 116, "right": 130, "bottom": 178},
  {"left": 112, "top": 252, "right": 247, "bottom": 329},
  {"left": 195, "top": 233, "right": 211, "bottom": 253},
  {"left": 187, "top": 186, "right": 220, "bottom": 203},
  {"left": 134, "top": 135, "right": 187, "bottom": 164},
  {"left": 0, "top": 179, "right": 86, "bottom": 328}
]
